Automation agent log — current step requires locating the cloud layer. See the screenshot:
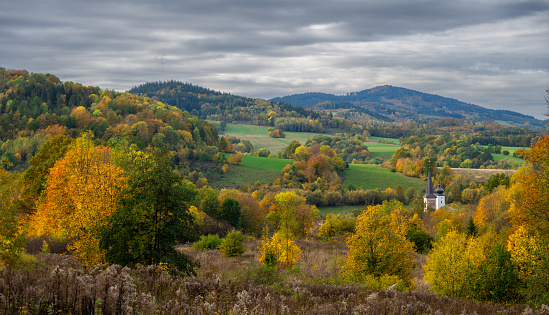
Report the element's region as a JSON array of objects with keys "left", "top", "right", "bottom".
[{"left": 2, "top": 0, "right": 548, "bottom": 118}]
